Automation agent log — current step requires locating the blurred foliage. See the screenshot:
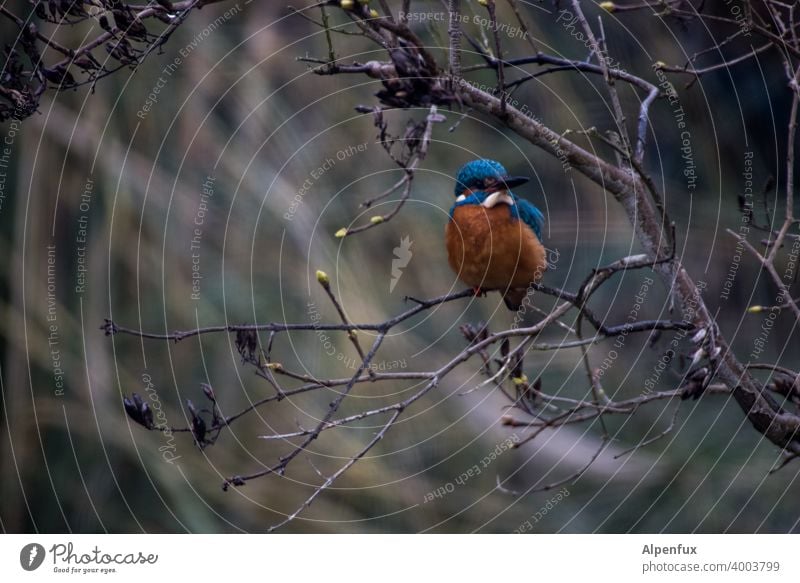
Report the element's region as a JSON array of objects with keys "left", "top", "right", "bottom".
[{"left": 0, "top": 1, "right": 799, "bottom": 533}]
